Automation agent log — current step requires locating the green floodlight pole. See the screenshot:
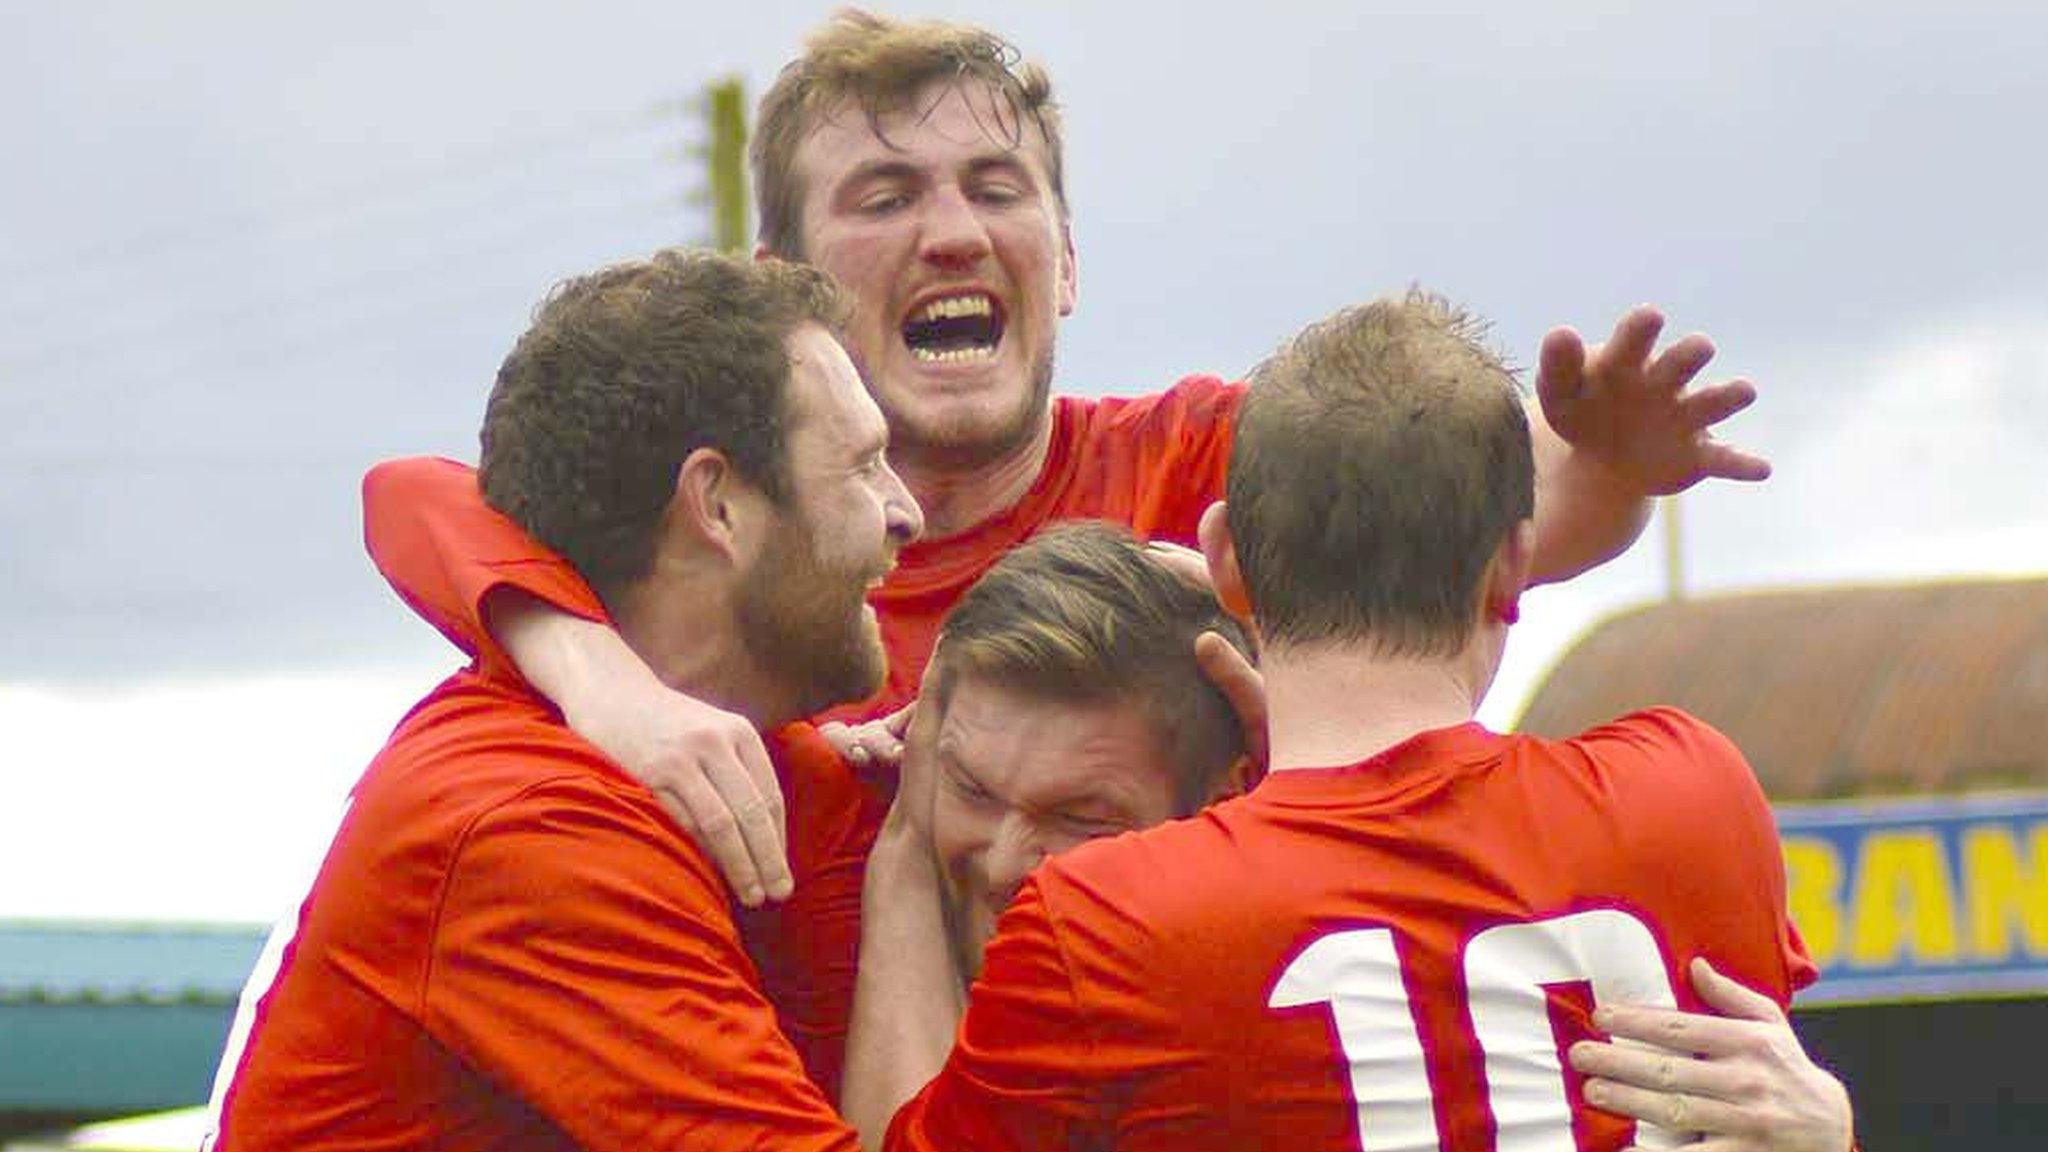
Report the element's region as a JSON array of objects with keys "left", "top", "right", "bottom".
[{"left": 699, "top": 76, "right": 751, "bottom": 253}]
